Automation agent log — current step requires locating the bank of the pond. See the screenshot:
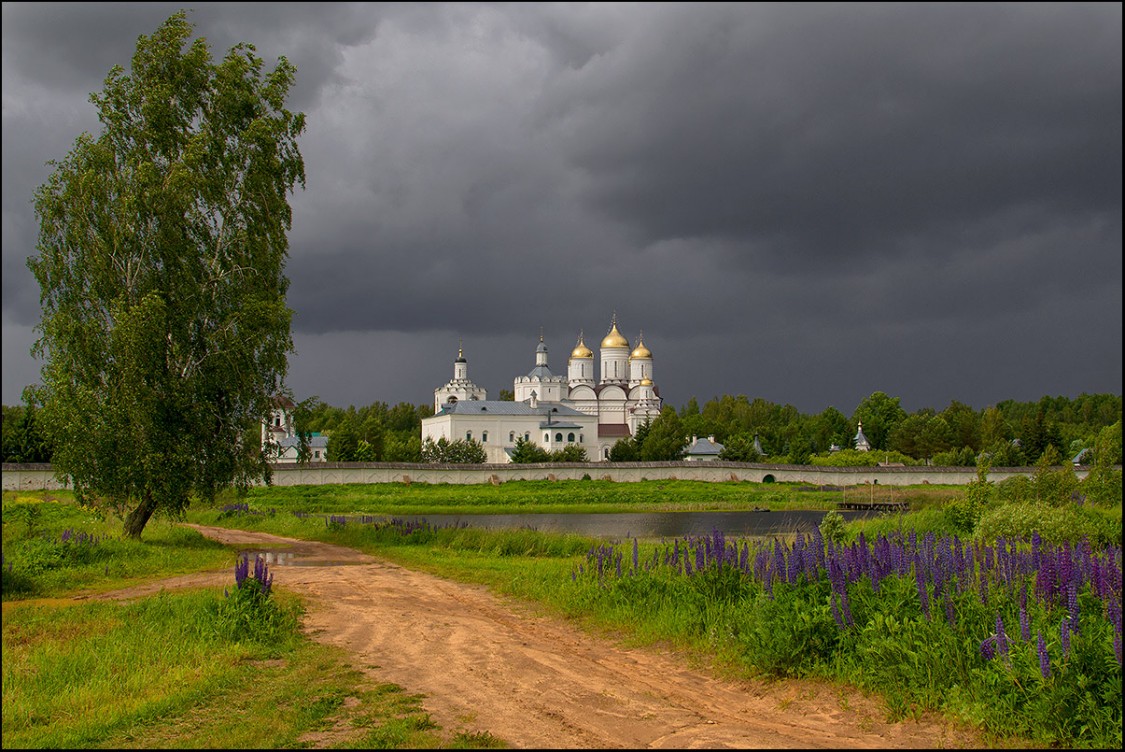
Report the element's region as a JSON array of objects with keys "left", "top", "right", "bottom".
[{"left": 339, "top": 509, "right": 880, "bottom": 538}]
